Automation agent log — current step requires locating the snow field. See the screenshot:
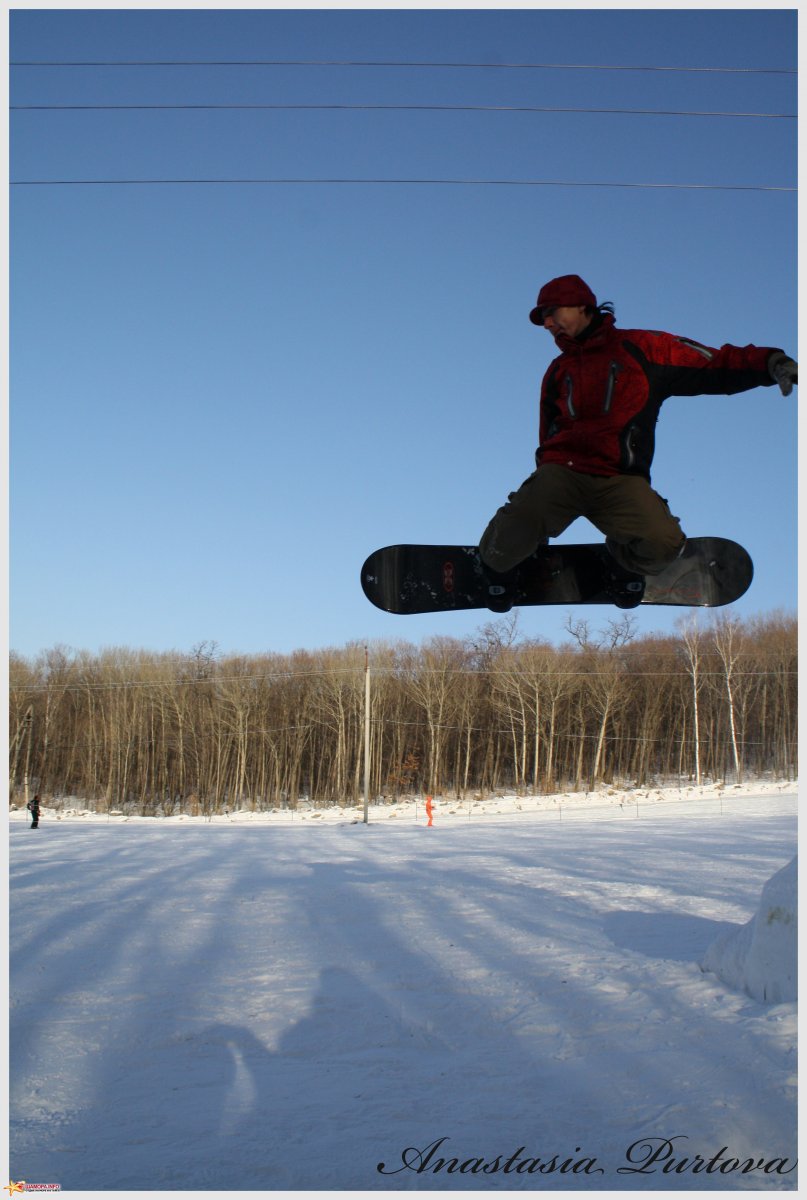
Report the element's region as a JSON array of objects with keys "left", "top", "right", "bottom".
[{"left": 8, "top": 787, "right": 798, "bottom": 1193}]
